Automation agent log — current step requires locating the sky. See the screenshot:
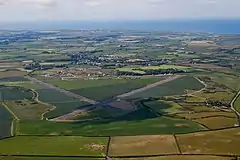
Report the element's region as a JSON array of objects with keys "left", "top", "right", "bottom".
[{"left": 0, "top": 0, "right": 240, "bottom": 22}]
